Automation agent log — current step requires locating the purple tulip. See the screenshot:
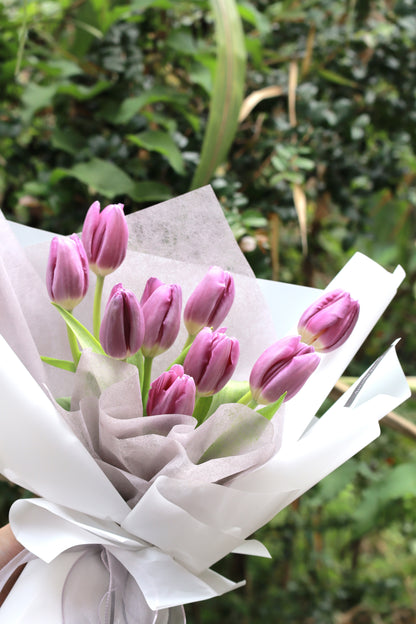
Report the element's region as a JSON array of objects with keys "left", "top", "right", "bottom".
[
  {"left": 184, "top": 327, "right": 239, "bottom": 396},
  {"left": 140, "top": 277, "right": 163, "bottom": 304},
  {"left": 140, "top": 278, "right": 182, "bottom": 358},
  {"left": 184, "top": 266, "right": 235, "bottom": 335},
  {"left": 249, "top": 335, "right": 320, "bottom": 404},
  {"left": 82, "top": 200, "right": 129, "bottom": 276},
  {"left": 298, "top": 289, "right": 360, "bottom": 353},
  {"left": 147, "top": 365, "right": 196, "bottom": 416},
  {"left": 46, "top": 234, "right": 89, "bottom": 311},
  {"left": 99, "top": 283, "right": 144, "bottom": 359}
]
